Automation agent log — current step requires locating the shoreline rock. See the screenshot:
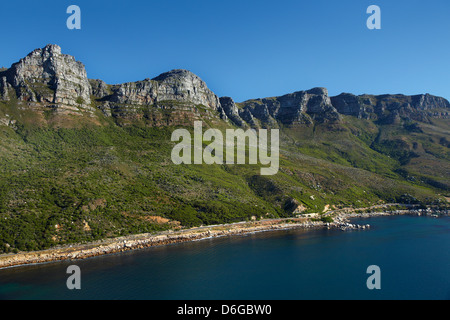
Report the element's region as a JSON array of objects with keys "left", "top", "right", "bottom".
[{"left": 0, "top": 208, "right": 448, "bottom": 270}]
